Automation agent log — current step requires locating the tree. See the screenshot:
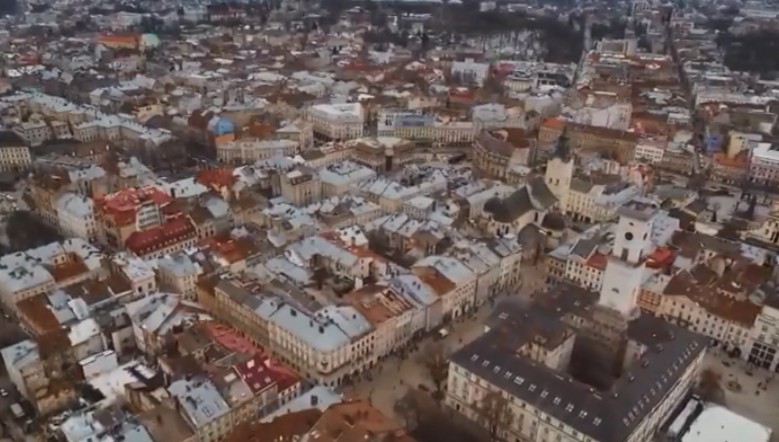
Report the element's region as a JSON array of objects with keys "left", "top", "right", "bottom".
[
  {"left": 697, "top": 368, "right": 726, "bottom": 404},
  {"left": 473, "top": 391, "right": 515, "bottom": 442},
  {"left": 420, "top": 342, "right": 449, "bottom": 403},
  {"left": 393, "top": 389, "right": 425, "bottom": 429}
]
